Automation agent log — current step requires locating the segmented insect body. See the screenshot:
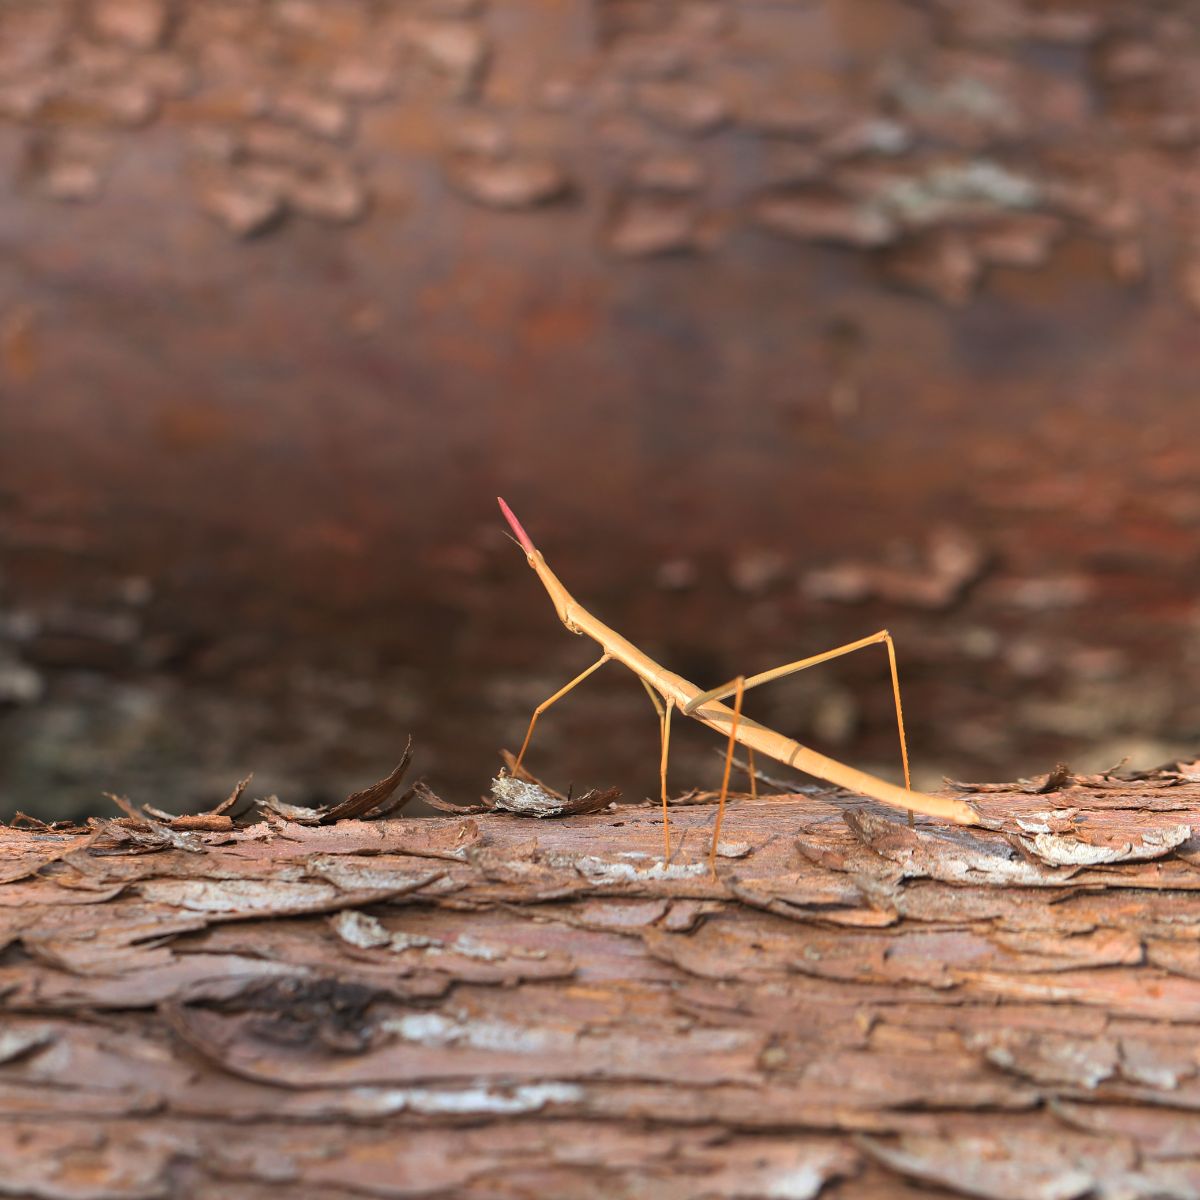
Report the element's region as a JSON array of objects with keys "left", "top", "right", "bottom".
[{"left": 498, "top": 498, "right": 979, "bottom": 866}]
